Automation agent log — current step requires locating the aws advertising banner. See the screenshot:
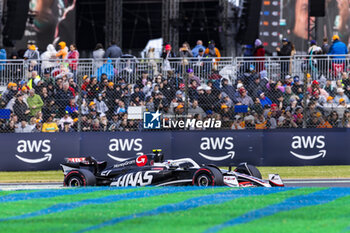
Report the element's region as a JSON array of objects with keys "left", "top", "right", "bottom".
[
  {"left": 263, "top": 129, "right": 350, "bottom": 166},
  {"left": 0, "top": 133, "right": 80, "bottom": 171},
  {"left": 79, "top": 132, "right": 172, "bottom": 164},
  {"left": 1, "top": 129, "right": 350, "bottom": 171},
  {"left": 171, "top": 131, "right": 263, "bottom": 165}
]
